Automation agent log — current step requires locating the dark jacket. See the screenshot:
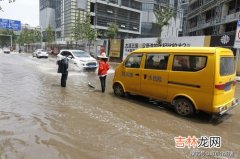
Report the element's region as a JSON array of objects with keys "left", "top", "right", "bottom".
[{"left": 57, "top": 57, "right": 69, "bottom": 74}]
